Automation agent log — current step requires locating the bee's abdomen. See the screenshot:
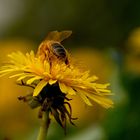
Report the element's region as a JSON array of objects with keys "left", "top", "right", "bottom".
[{"left": 52, "top": 43, "right": 66, "bottom": 58}]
